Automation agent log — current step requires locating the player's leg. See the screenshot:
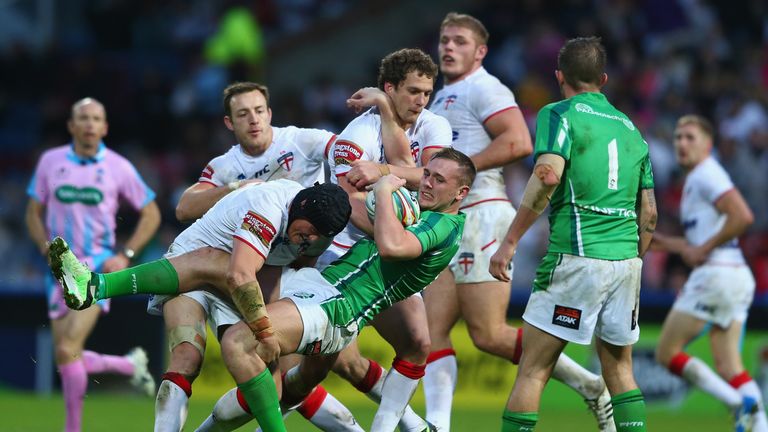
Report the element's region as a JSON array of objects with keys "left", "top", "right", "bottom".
[
  {"left": 710, "top": 322, "right": 765, "bottom": 431},
  {"left": 656, "top": 310, "right": 744, "bottom": 408},
  {"left": 596, "top": 340, "right": 646, "bottom": 432},
  {"left": 422, "top": 269, "right": 460, "bottom": 430},
  {"left": 369, "top": 295, "right": 432, "bottom": 432},
  {"left": 154, "top": 295, "right": 208, "bottom": 432},
  {"left": 51, "top": 306, "right": 101, "bottom": 432},
  {"left": 50, "top": 238, "right": 231, "bottom": 309},
  {"left": 502, "top": 322, "right": 565, "bottom": 432}
]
